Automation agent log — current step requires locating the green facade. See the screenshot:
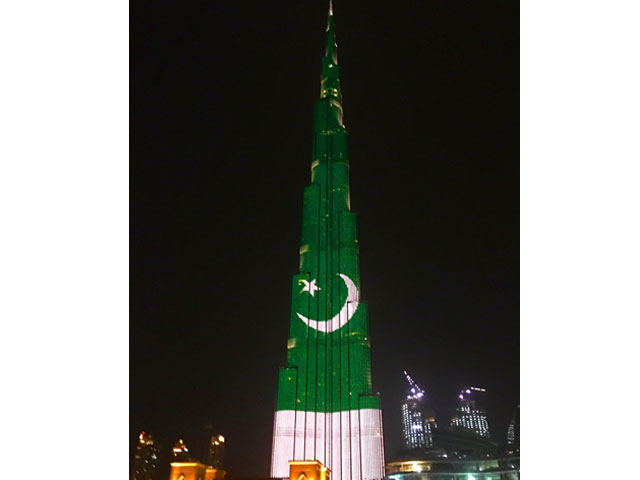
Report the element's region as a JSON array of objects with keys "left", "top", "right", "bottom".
[{"left": 274, "top": 10, "right": 380, "bottom": 415}]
